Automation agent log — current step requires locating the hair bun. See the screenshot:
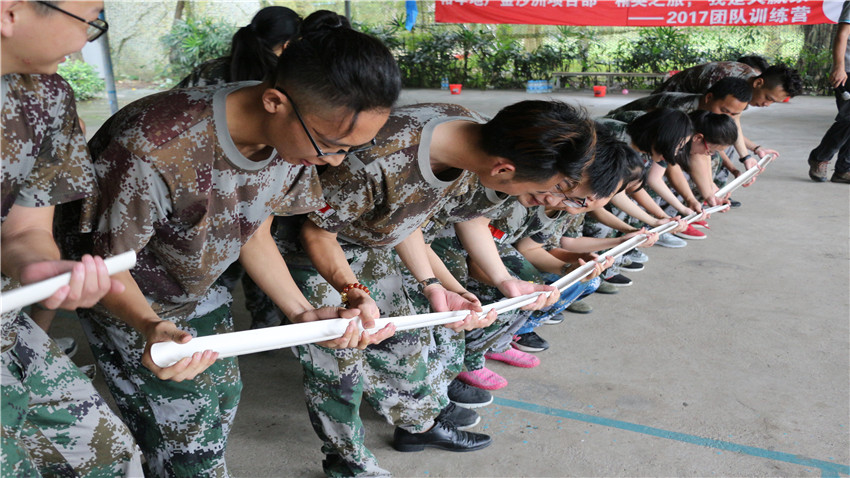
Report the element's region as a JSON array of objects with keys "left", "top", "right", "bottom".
[{"left": 300, "top": 10, "right": 351, "bottom": 36}]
